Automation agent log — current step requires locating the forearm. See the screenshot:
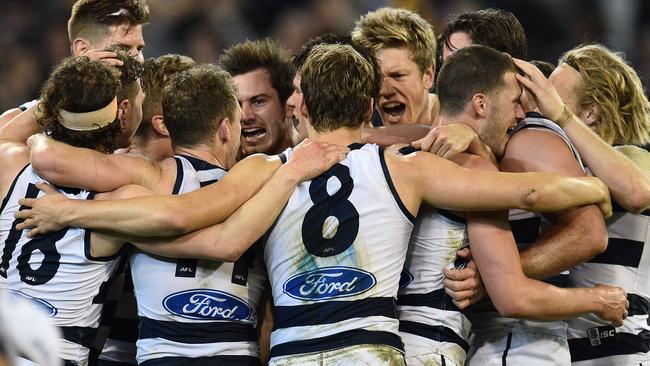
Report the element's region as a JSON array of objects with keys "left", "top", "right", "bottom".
[
  {"left": 362, "top": 125, "right": 430, "bottom": 147},
  {"left": 0, "top": 105, "right": 42, "bottom": 143},
  {"left": 564, "top": 117, "right": 650, "bottom": 212},
  {"left": 135, "top": 164, "right": 300, "bottom": 260},
  {"left": 527, "top": 174, "right": 607, "bottom": 212},
  {"left": 519, "top": 209, "right": 607, "bottom": 279}
]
